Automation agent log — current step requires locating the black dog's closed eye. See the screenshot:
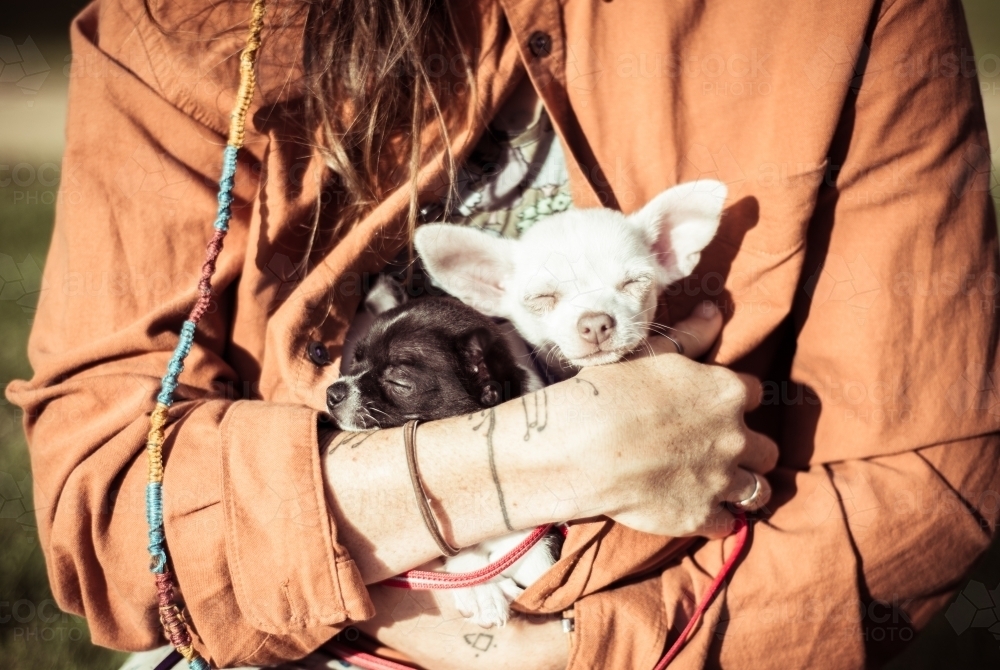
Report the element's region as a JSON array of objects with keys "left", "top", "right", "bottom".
[
  {"left": 382, "top": 367, "right": 416, "bottom": 395},
  {"left": 326, "top": 297, "right": 528, "bottom": 431}
]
